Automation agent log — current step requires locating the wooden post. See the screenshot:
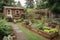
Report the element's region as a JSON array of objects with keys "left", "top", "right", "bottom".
[{"left": 58, "top": 25, "right": 60, "bottom": 36}]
